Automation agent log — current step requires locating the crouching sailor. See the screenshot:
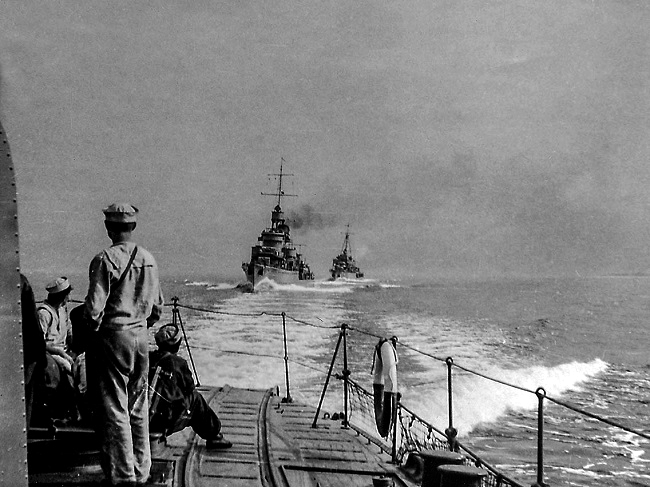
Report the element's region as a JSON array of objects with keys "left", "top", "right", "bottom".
[{"left": 149, "top": 324, "right": 232, "bottom": 450}]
